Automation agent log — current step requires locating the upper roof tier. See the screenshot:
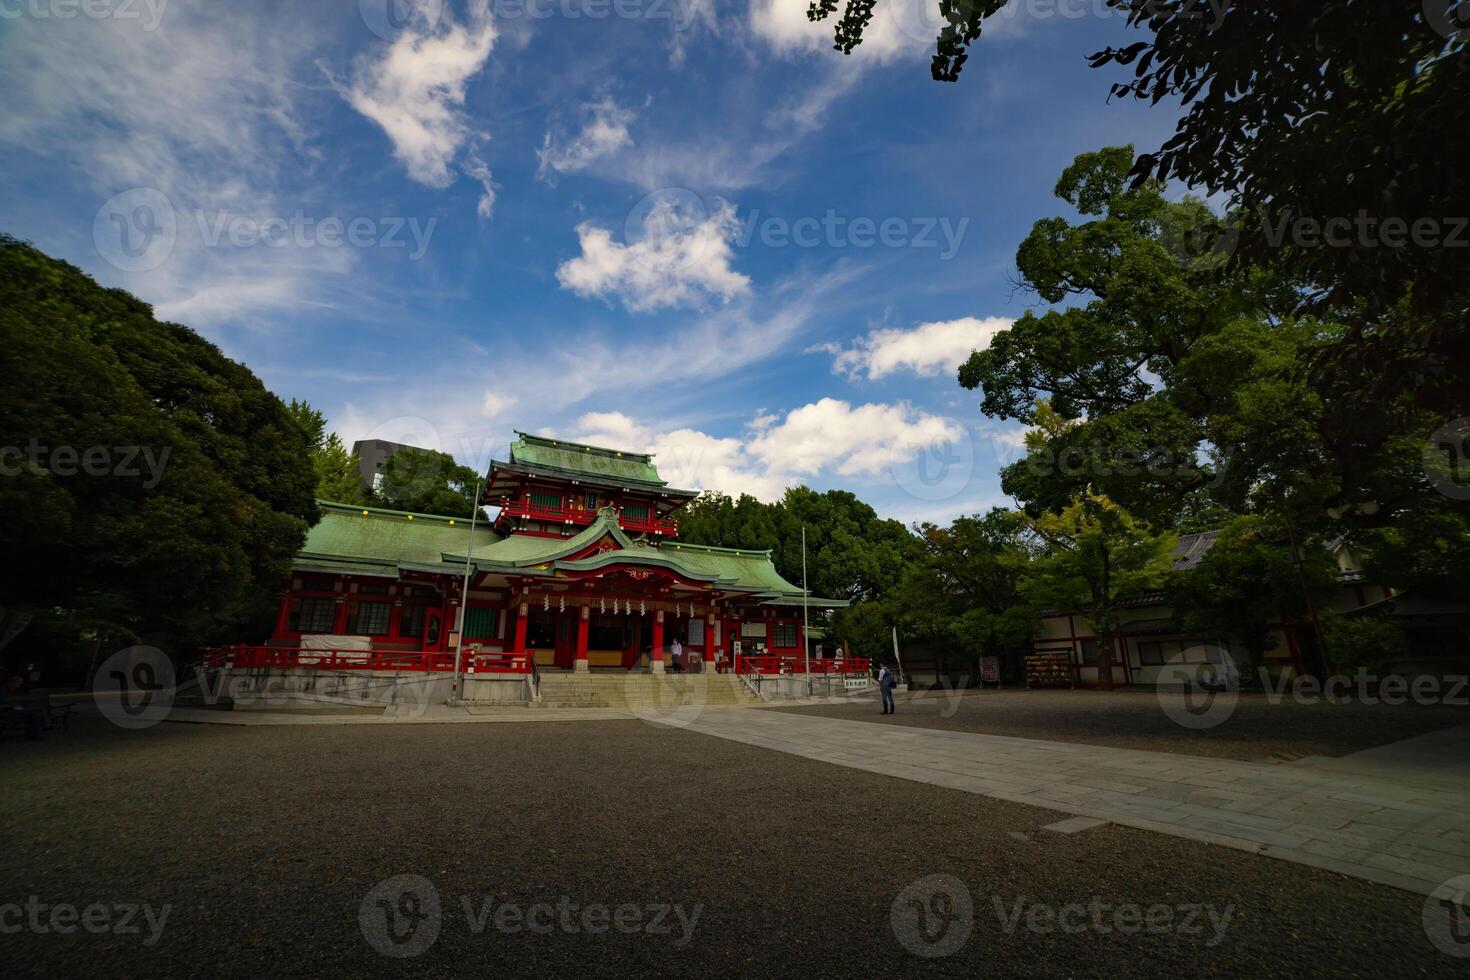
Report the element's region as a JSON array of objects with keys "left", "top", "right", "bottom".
[{"left": 487, "top": 431, "right": 698, "bottom": 498}]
